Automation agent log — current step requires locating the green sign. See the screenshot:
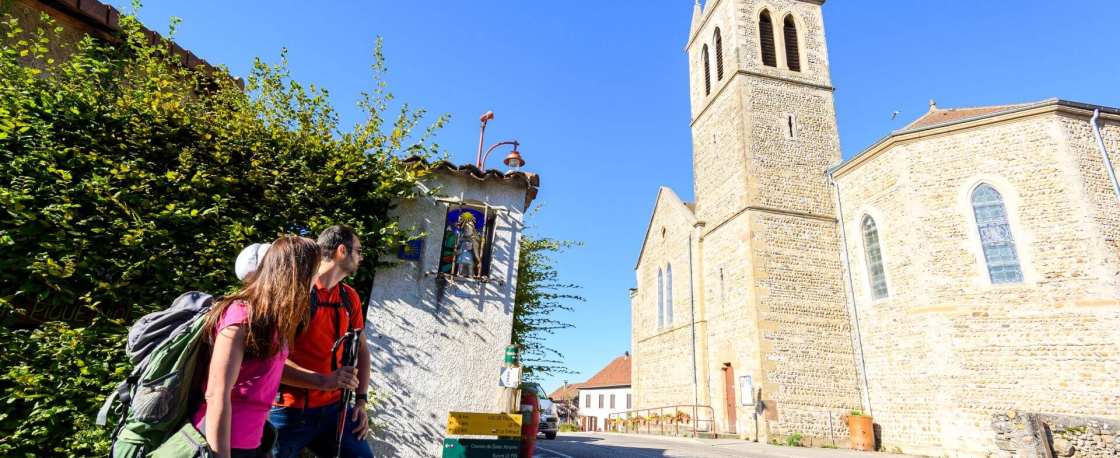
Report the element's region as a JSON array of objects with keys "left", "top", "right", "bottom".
[
  {"left": 442, "top": 439, "right": 520, "bottom": 458},
  {"left": 504, "top": 346, "right": 519, "bottom": 365}
]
